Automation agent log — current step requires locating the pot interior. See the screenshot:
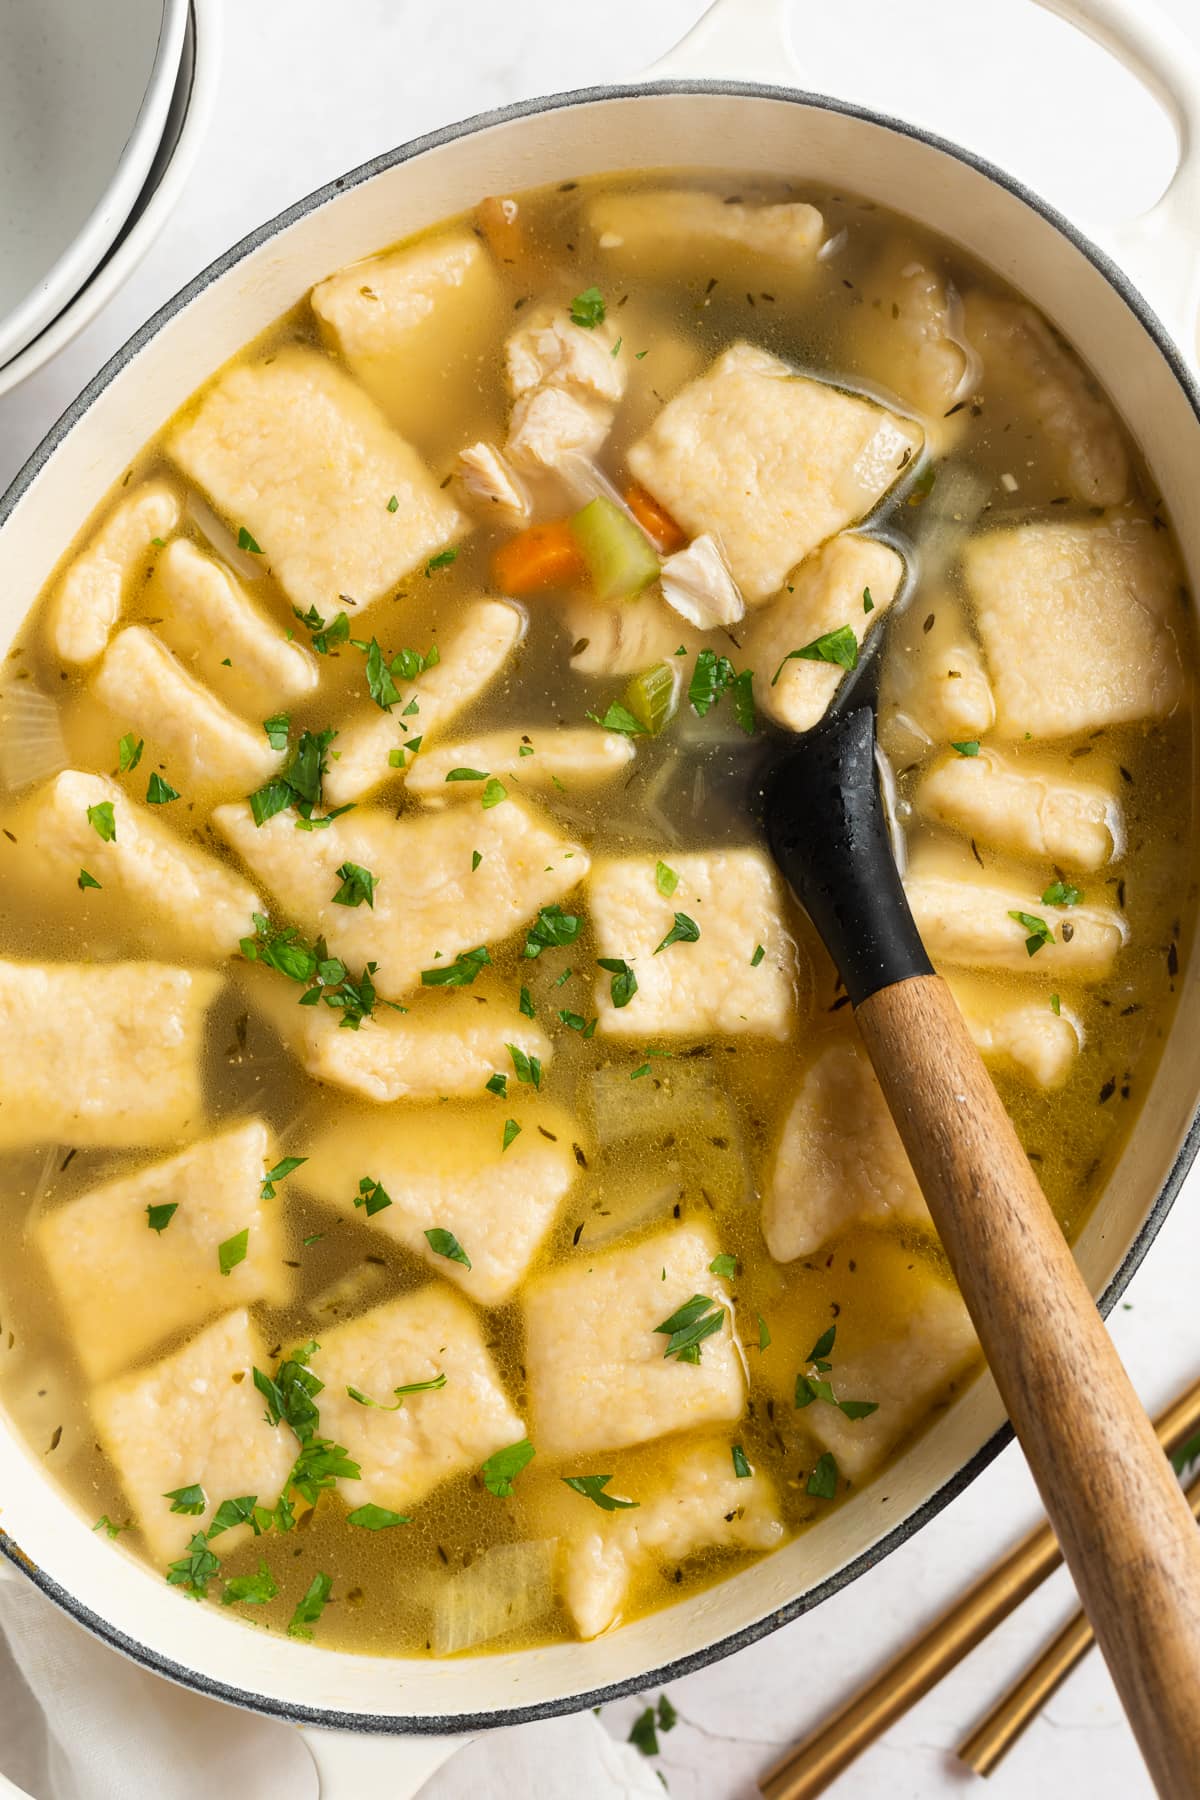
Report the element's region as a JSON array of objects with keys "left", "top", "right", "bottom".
[{"left": 1, "top": 84, "right": 1197, "bottom": 1727}]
